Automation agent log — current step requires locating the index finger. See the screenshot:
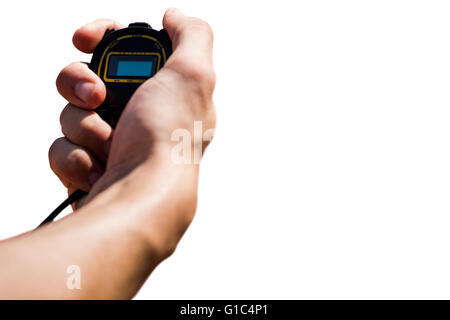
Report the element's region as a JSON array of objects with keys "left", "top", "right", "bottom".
[{"left": 73, "top": 19, "right": 125, "bottom": 53}]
